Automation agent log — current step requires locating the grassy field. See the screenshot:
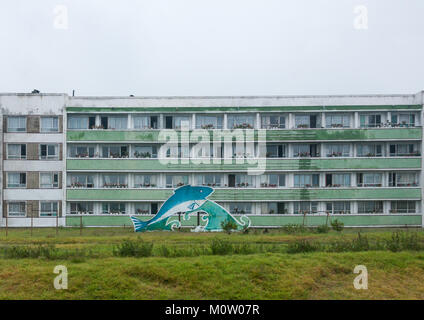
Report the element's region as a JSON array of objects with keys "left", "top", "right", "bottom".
[{"left": 0, "top": 227, "right": 424, "bottom": 299}]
